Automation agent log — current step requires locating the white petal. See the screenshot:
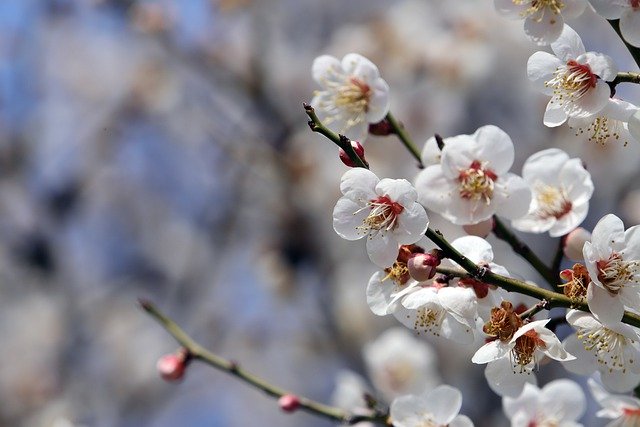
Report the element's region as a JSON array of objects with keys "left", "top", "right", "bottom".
[
  {"left": 494, "top": 0, "right": 527, "bottom": 18},
  {"left": 503, "top": 382, "right": 539, "bottom": 419},
  {"left": 449, "top": 415, "right": 474, "bottom": 427},
  {"left": 527, "top": 51, "right": 562, "bottom": 95},
  {"left": 312, "top": 55, "right": 342, "bottom": 84},
  {"left": 472, "top": 340, "right": 510, "bottom": 364},
  {"left": 415, "top": 166, "right": 457, "bottom": 217},
  {"left": 623, "top": 224, "right": 640, "bottom": 260},
  {"left": 376, "top": 178, "right": 417, "bottom": 207},
  {"left": 485, "top": 358, "right": 536, "bottom": 397},
  {"left": 621, "top": 9, "right": 640, "bottom": 49},
  {"left": 366, "top": 233, "right": 398, "bottom": 268},
  {"left": 551, "top": 25, "right": 586, "bottom": 61},
  {"left": 587, "top": 282, "right": 625, "bottom": 325},
  {"left": 340, "top": 168, "right": 379, "bottom": 198},
  {"left": 440, "top": 134, "right": 482, "bottom": 179},
  {"left": 544, "top": 103, "right": 568, "bottom": 127},
  {"left": 601, "top": 369, "right": 640, "bottom": 393},
  {"left": 421, "top": 136, "right": 443, "bottom": 167},
  {"left": 366, "top": 78, "right": 391, "bottom": 123},
  {"left": 402, "top": 287, "right": 438, "bottom": 309},
  {"left": 493, "top": 173, "right": 532, "bottom": 220},
  {"left": 581, "top": 52, "right": 618, "bottom": 81},
  {"left": 591, "top": 214, "right": 625, "bottom": 254},
  {"left": 588, "top": 0, "right": 625, "bottom": 19},
  {"left": 524, "top": 13, "right": 563, "bottom": 46},
  {"left": 366, "top": 271, "right": 397, "bottom": 316},
  {"left": 394, "top": 203, "right": 429, "bottom": 245},
  {"left": 333, "top": 197, "right": 368, "bottom": 240},
  {"left": 560, "top": 158, "right": 593, "bottom": 205},
  {"left": 452, "top": 235, "right": 494, "bottom": 264},
  {"left": 568, "top": 80, "right": 611, "bottom": 118},
  {"left": 390, "top": 395, "right": 427, "bottom": 427},
  {"left": 341, "top": 53, "right": 380, "bottom": 83},
  {"left": 548, "top": 201, "right": 588, "bottom": 237},
  {"left": 472, "top": 125, "right": 515, "bottom": 175},
  {"left": 561, "top": 334, "right": 598, "bottom": 375},
  {"left": 562, "top": 0, "right": 588, "bottom": 18},
  {"left": 522, "top": 148, "right": 570, "bottom": 183},
  {"left": 424, "top": 385, "right": 463, "bottom": 425},
  {"left": 540, "top": 379, "right": 586, "bottom": 421}
]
